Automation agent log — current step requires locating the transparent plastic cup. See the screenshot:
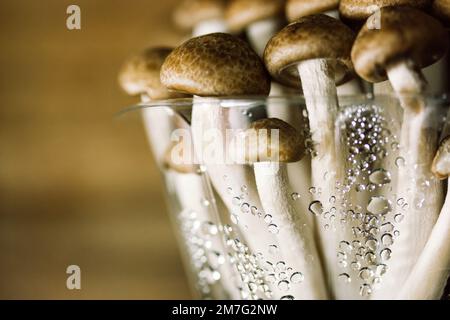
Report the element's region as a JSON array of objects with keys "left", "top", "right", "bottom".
[{"left": 123, "top": 94, "right": 450, "bottom": 300}]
